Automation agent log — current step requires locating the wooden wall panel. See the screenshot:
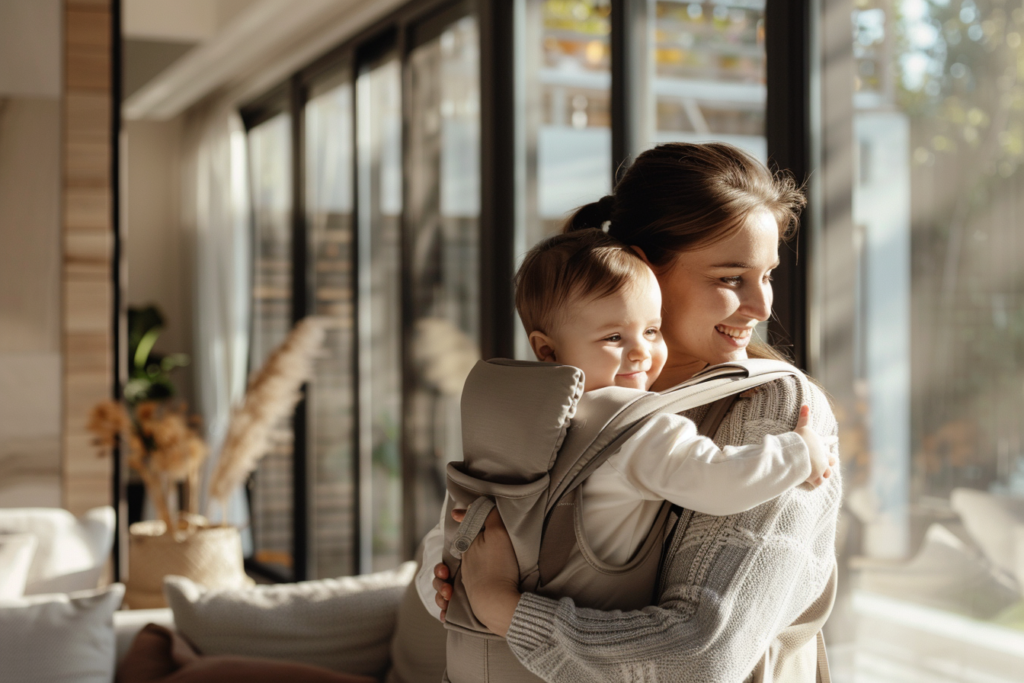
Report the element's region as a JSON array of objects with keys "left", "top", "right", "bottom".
[{"left": 62, "top": 0, "right": 115, "bottom": 515}]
